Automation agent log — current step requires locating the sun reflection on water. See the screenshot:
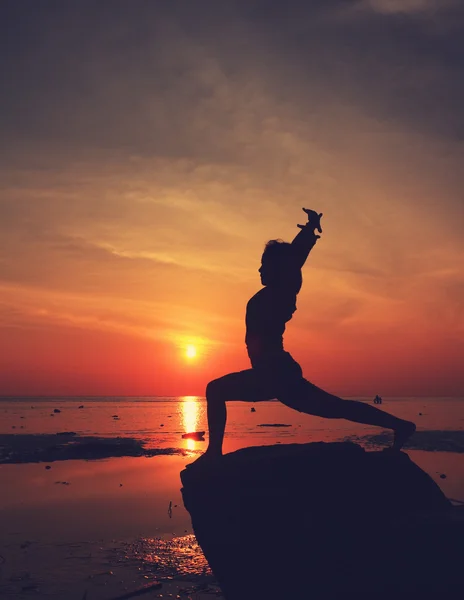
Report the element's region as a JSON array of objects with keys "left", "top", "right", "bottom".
[{"left": 181, "top": 396, "right": 201, "bottom": 451}]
